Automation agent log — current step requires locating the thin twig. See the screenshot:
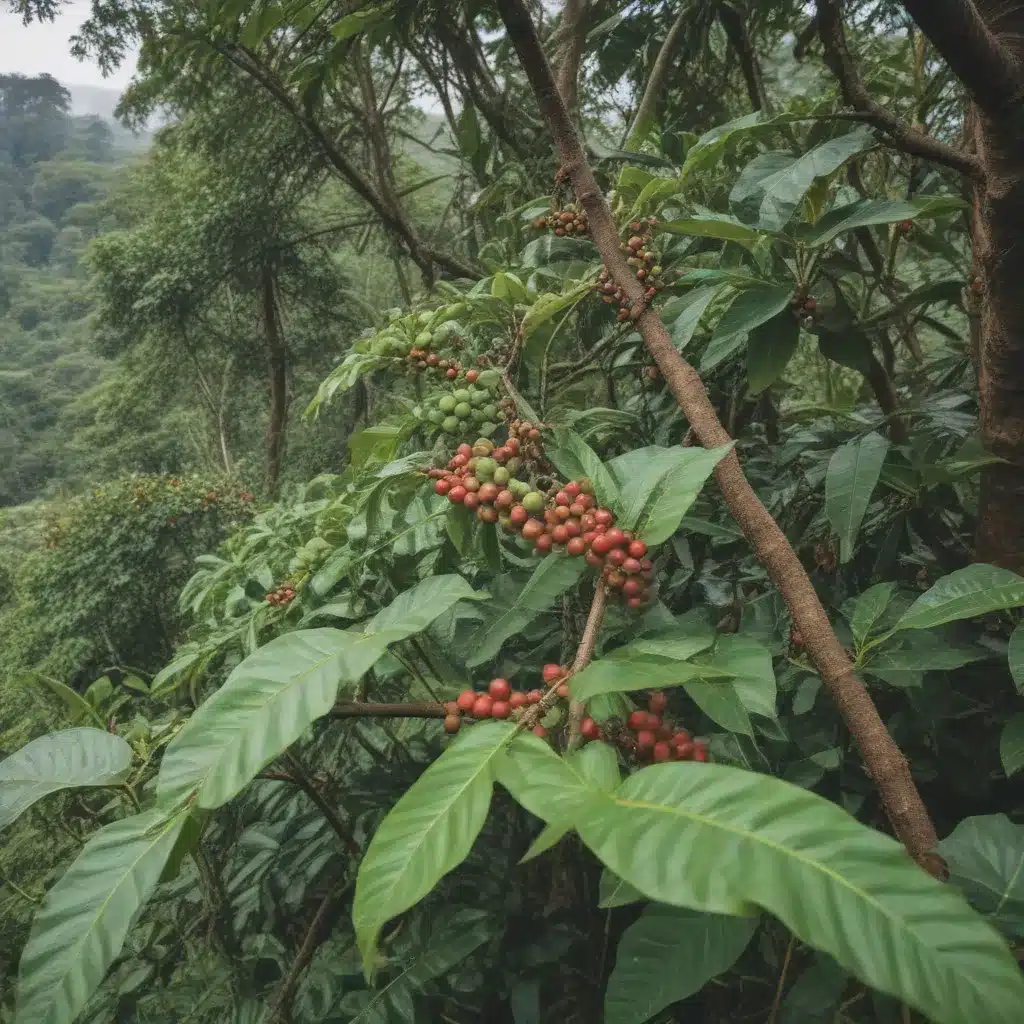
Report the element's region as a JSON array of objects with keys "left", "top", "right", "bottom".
[
  {"left": 565, "top": 584, "right": 608, "bottom": 751},
  {"left": 767, "top": 933, "right": 796, "bottom": 1024}
]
